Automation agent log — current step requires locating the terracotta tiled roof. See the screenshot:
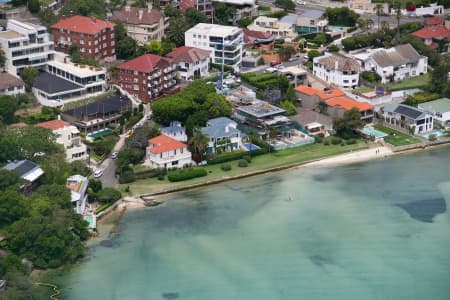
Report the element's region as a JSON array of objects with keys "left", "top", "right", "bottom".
[
  {"left": 243, "top": 29, "right": 273, "bottom": 43},
  {"left": 412, "top": 25, "right": 450, "bottom": 39},
  {"left": 180, "top": 0, "right": 195, "bottom": 11},
  {"left": 166, "top": 46, "right": 210, "bottom": 63},
  {"left": 316, "top": 88, "right": 345, "bottom": 100},
  {"left": 35, "top": 120, "right": 70, "bottom": 131},
  {"left": 52, "top": 16, "right": 115, "bottom": 35},
  {"left": 117, "top": 54, "right": 172, "bottom": 73},
  {"left": 112, "top": 7, "right": 164, "bottom": 25},
  {"left": 148, "top": 134, "right": 187, "bottom": 154},
  {"left": 0, "top": 73, "right": 24, "bottom": 90},
  {"left": 425, "top": 17, "right": 444, "bottom": 26},
  {"left": 295, "top": 85, "right": 318, "bottom": 96},
  {"left": 326, "top": 97, "right": 373, "bottom": 111}
]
